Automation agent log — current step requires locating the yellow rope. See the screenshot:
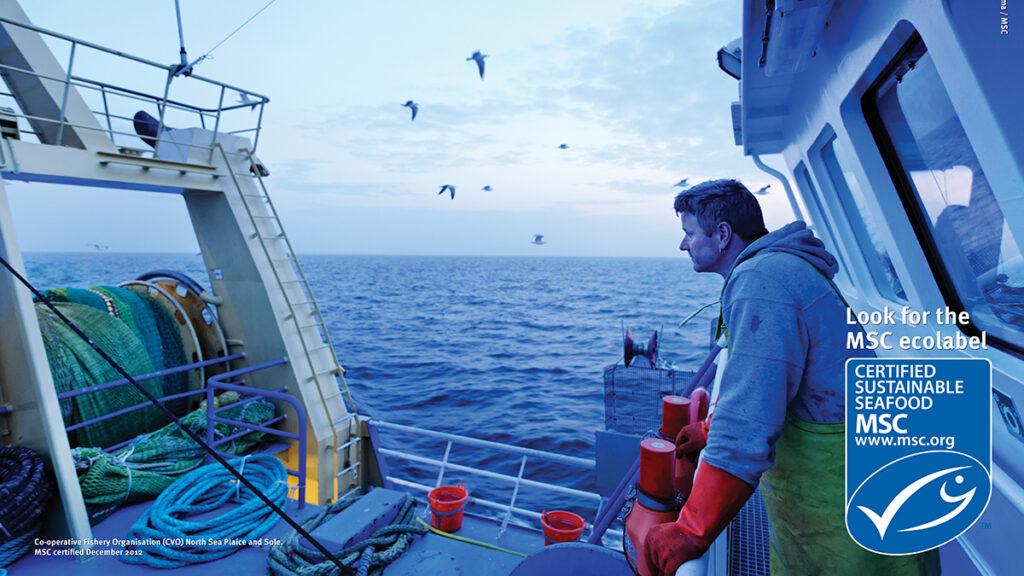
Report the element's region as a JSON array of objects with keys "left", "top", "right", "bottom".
[{"left": 415, "top": 517, "right": 528, "bottom": 558}]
